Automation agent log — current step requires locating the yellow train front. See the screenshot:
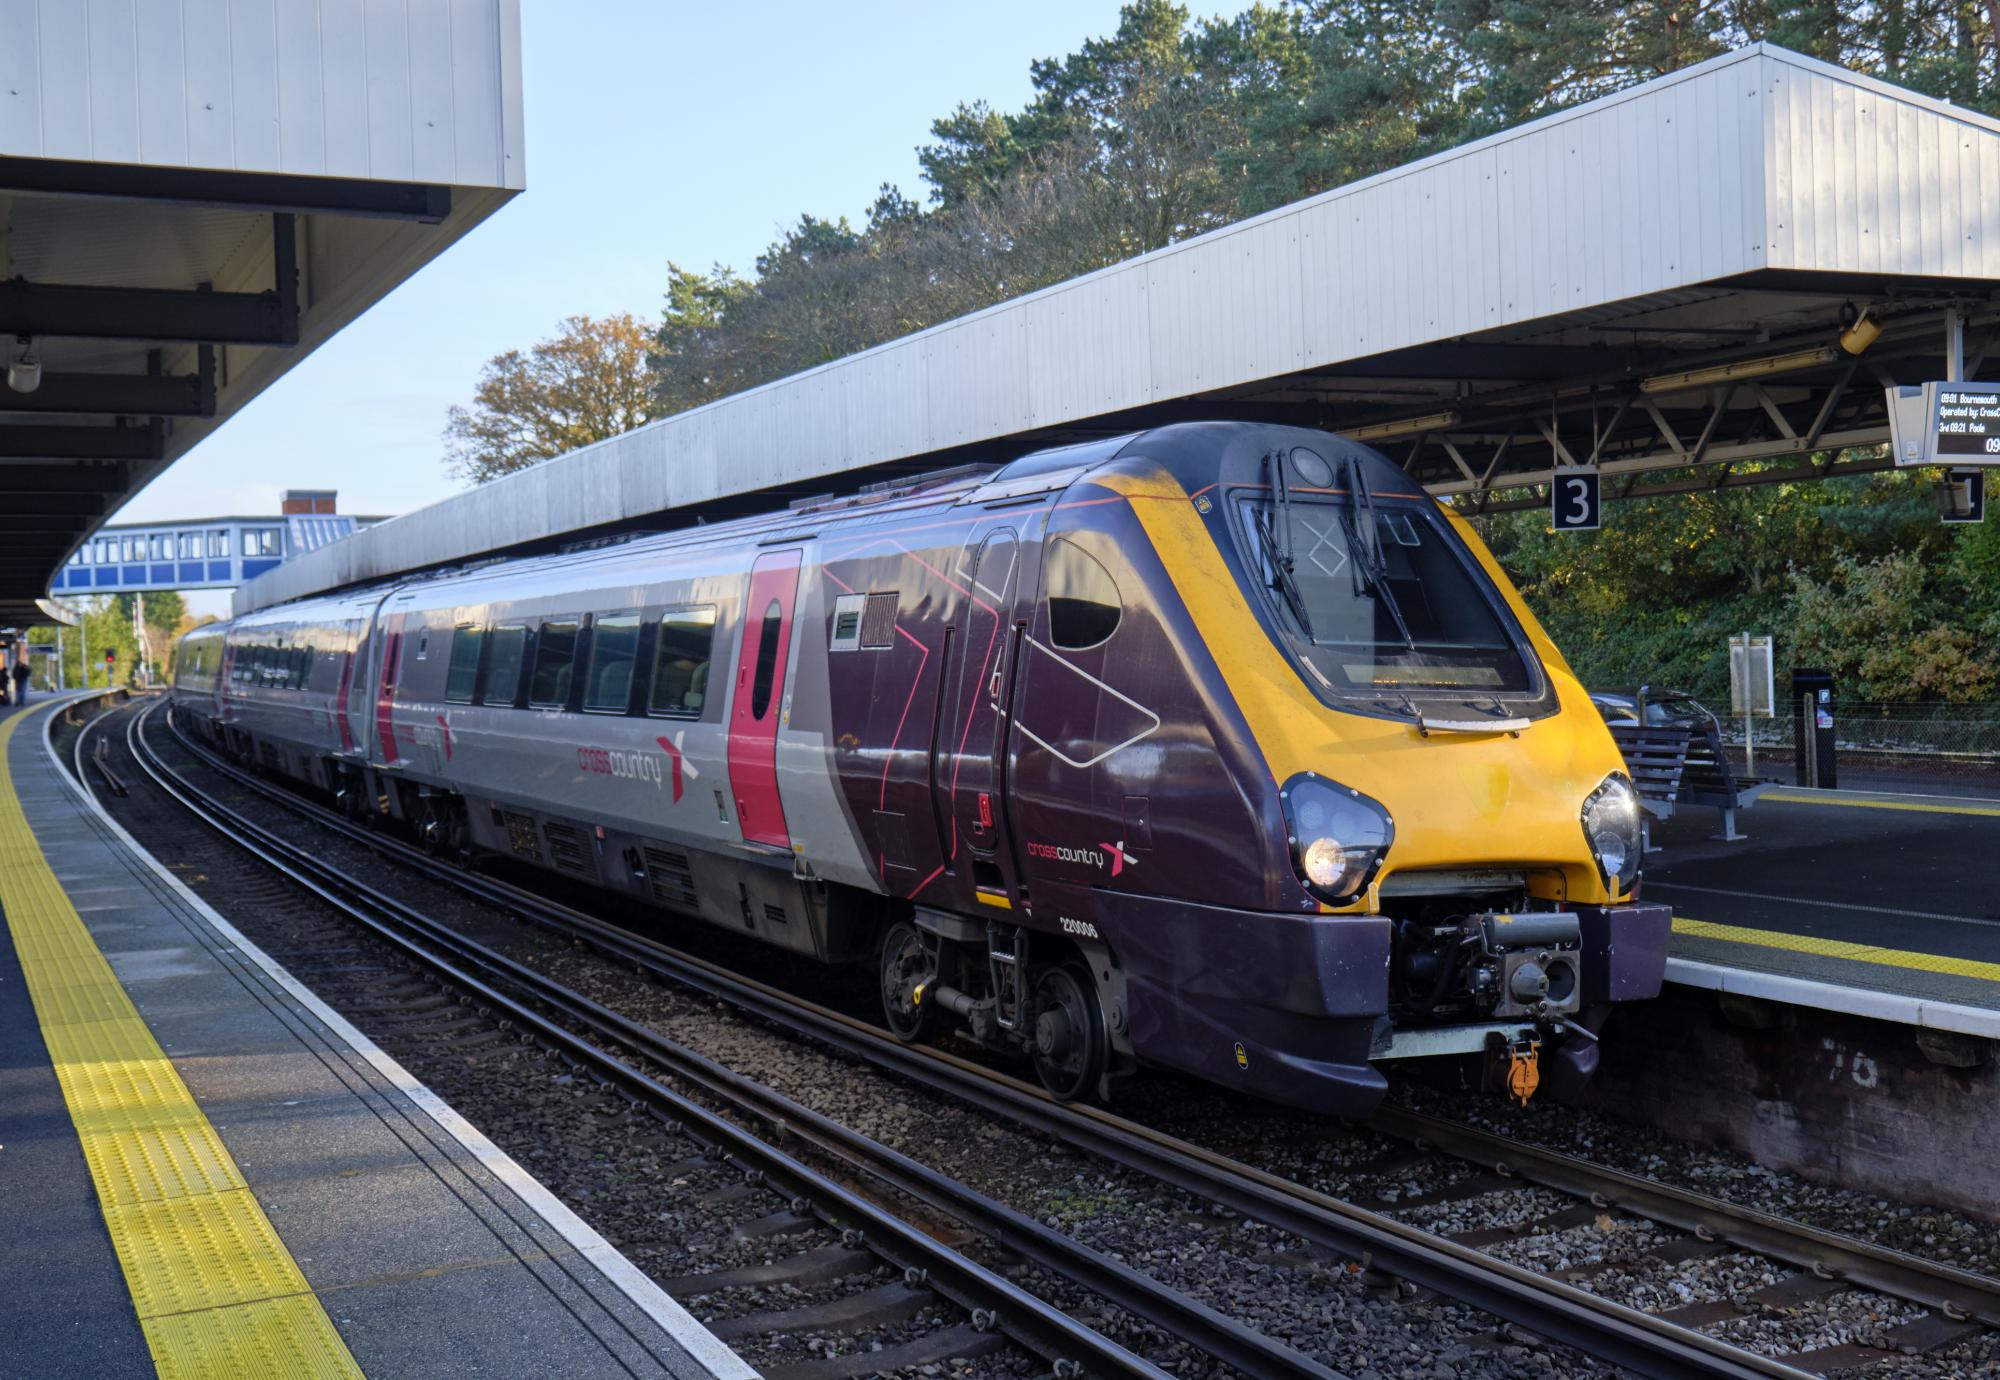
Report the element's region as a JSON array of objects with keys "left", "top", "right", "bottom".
[{"left": 972, "top": 422, "right": 1668, "bottom": 1115}]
